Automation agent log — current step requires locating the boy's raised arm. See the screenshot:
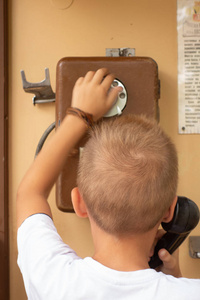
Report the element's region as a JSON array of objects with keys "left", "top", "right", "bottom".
[{"left": 16, "top": 68, "right": 122, "bottom": 228}]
